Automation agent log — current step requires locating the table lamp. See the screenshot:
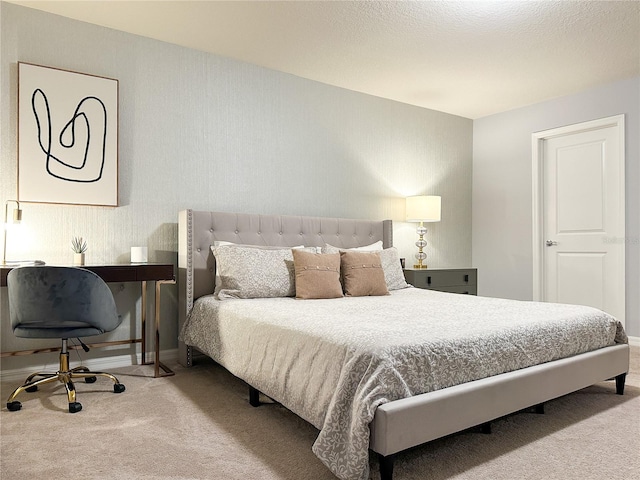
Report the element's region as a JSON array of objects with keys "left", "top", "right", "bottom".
[
  {"left": 2, "top": 200, "right": 23, "bottom": 265},
  {"left": 406, "top": 195, "right": 441, "bottom": 269}
]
